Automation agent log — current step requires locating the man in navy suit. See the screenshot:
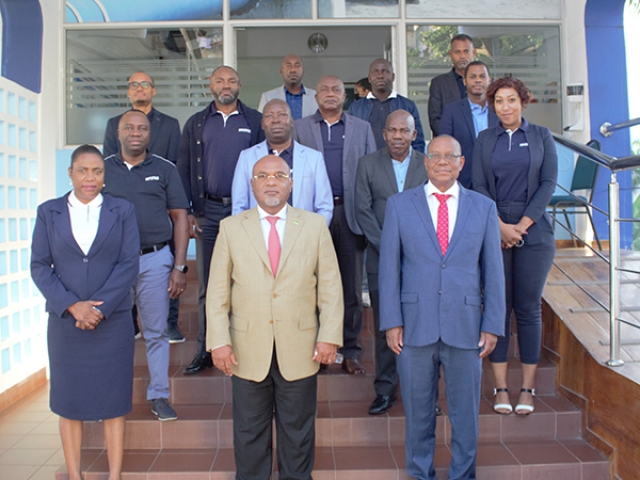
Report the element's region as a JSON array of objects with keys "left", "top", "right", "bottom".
[
  {"left": 379, "top": 135, "right": 505, "bottom": 480},
  {"left": 440, "top": 61, "right": 498, "bottom": 188}
]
